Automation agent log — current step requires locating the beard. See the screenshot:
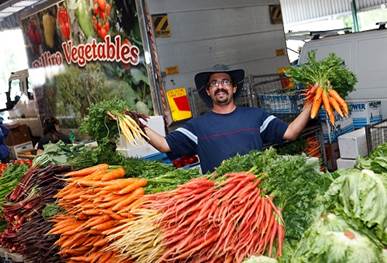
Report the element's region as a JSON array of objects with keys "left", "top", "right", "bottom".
[{"left": 212, "top": 88, "right": 232, "bottom": 105}]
